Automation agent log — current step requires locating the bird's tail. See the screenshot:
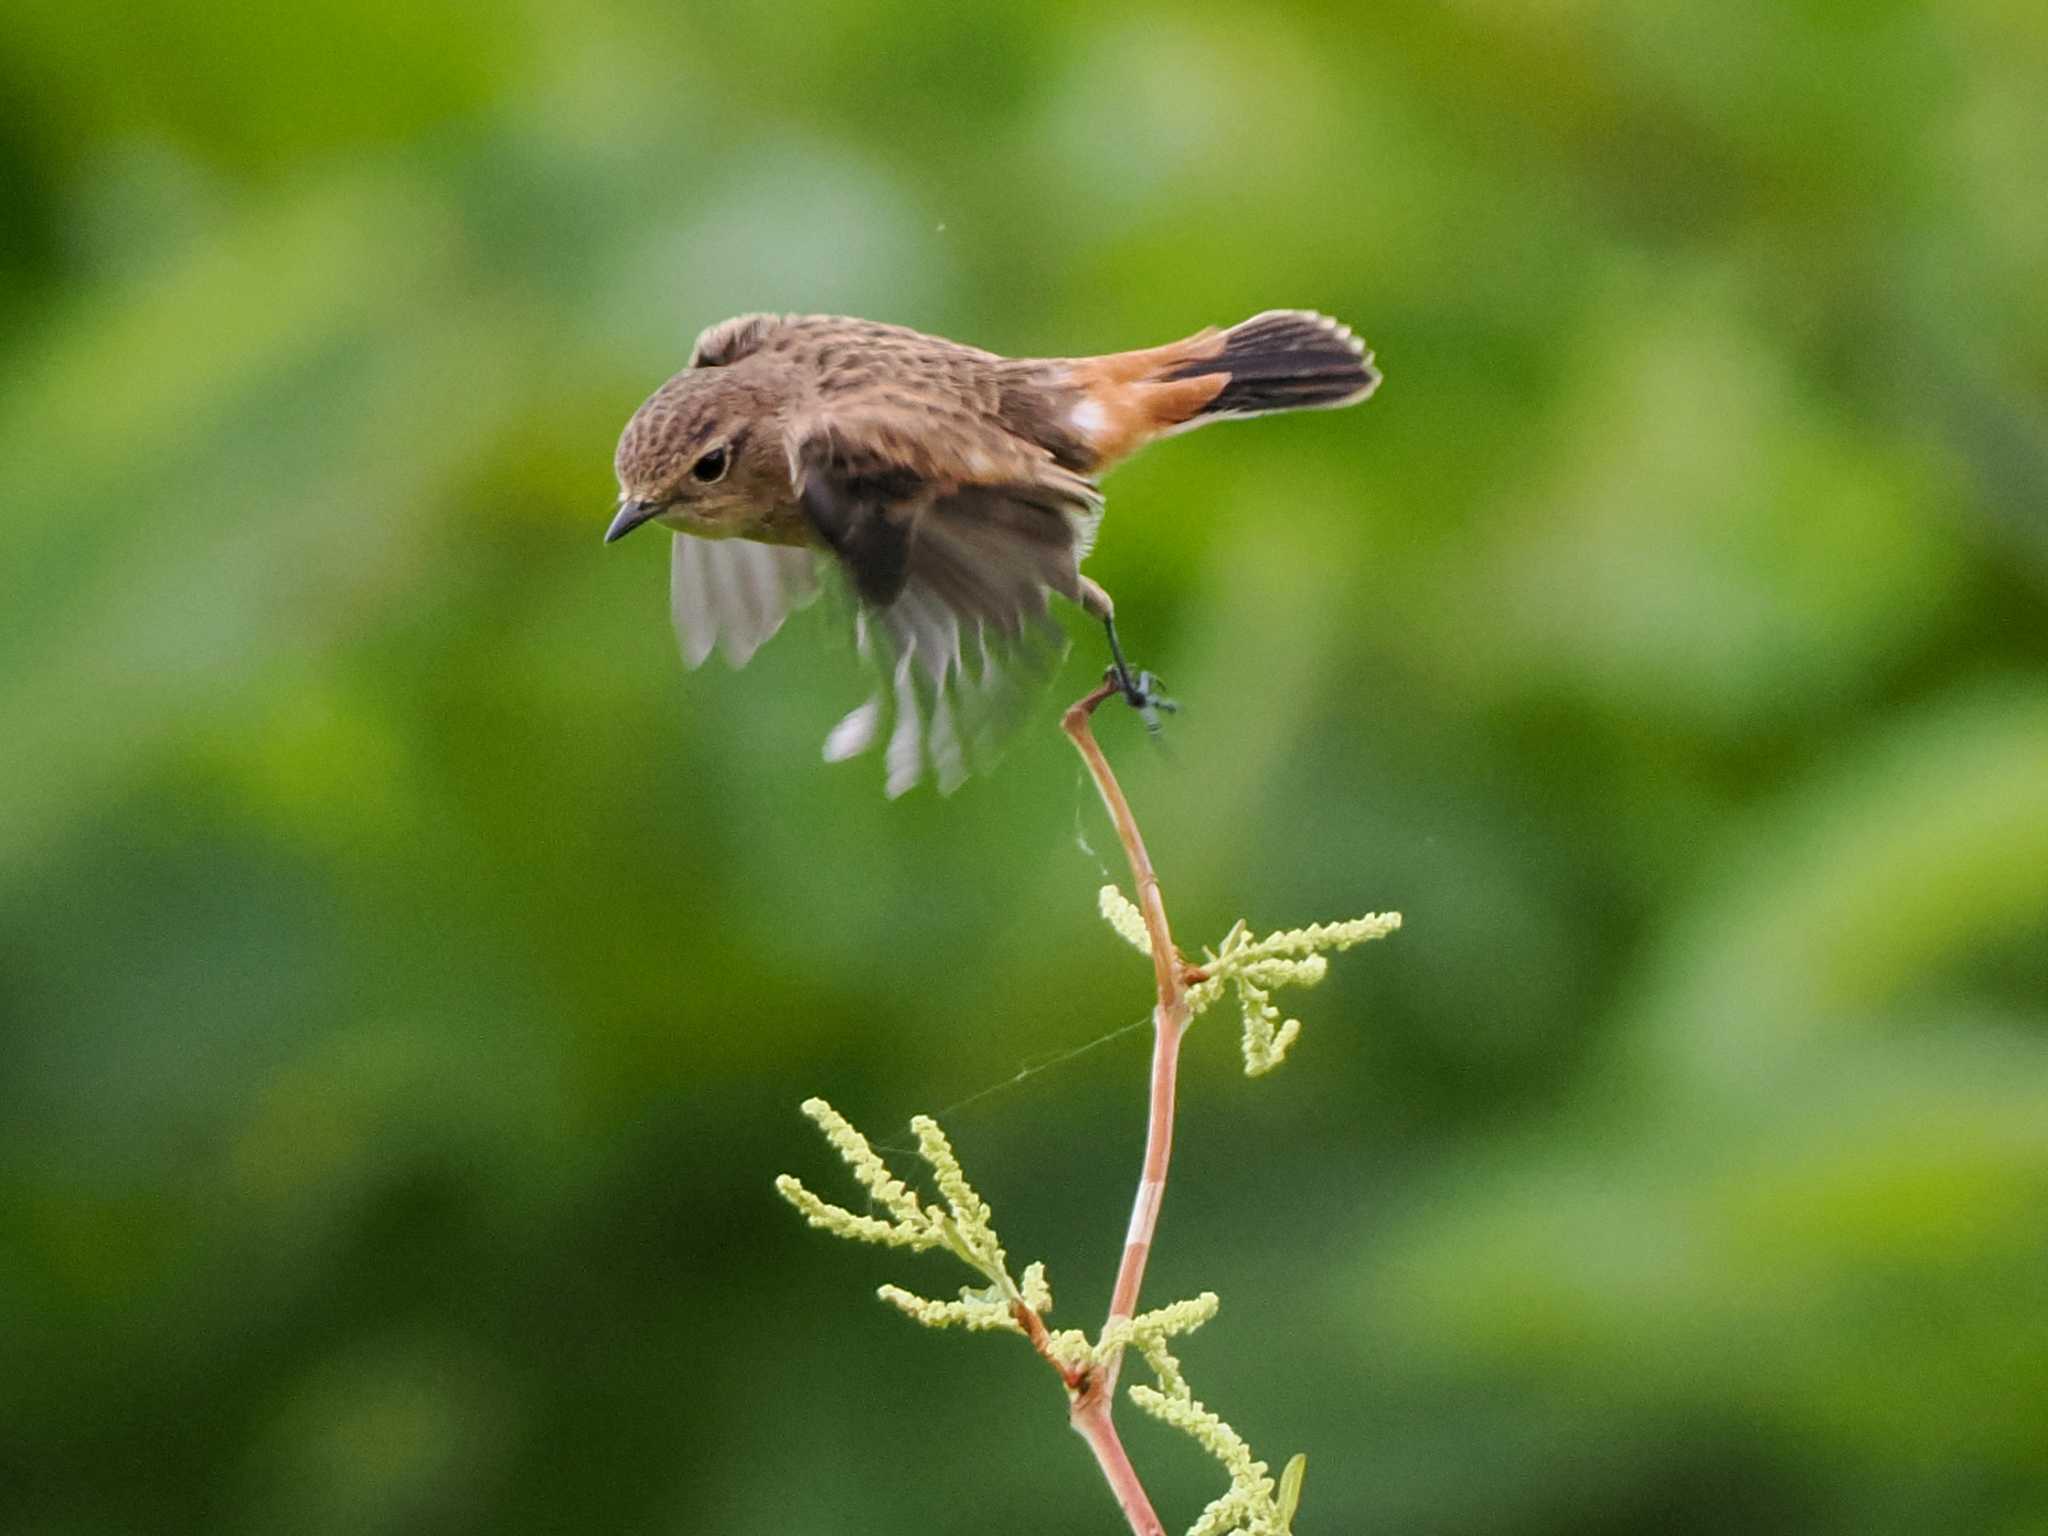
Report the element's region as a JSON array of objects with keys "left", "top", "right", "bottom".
[
  {"left": 1066, "top": 310, "right": 1378, "bottom": 464},
  {"left": 1174, "top": 310, "right": 1379, "bottom": 418}
]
